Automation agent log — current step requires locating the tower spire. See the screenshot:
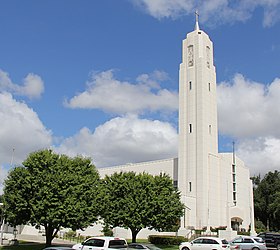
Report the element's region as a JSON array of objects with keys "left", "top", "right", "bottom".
[{"left": 194, "top": 10, "right": 200, "bottom": 30}]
